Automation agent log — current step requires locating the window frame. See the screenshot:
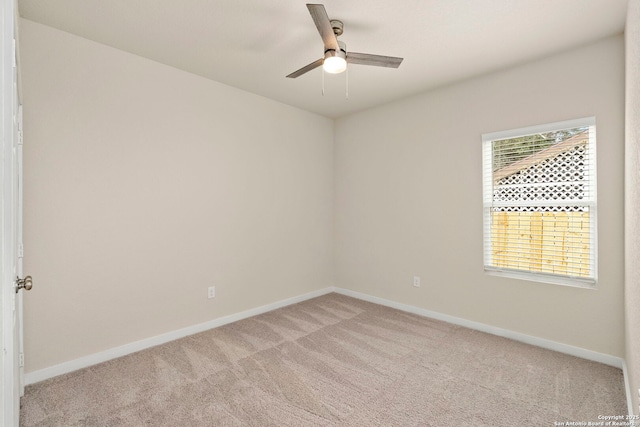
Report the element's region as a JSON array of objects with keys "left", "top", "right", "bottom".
[{"left": 482, "top": 117, "right": 598, "bottom": 288}]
